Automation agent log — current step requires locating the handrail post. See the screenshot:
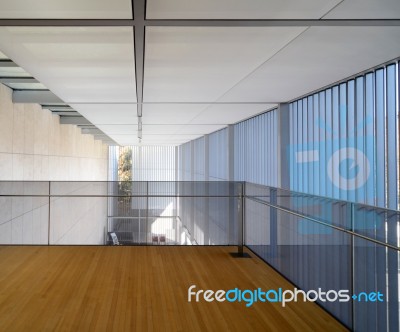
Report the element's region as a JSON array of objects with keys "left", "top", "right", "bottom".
[
  {"left": 48, "top": 181, "right": 51, "bottom": 246},
  {"left": 146, "top": 181, "right": 149, "bottom": 245},
  {"left": 350, "top": 202, "right": 355, "bottom": 232},
  {"left": 350, "top": 202, "right": 355, "bottom": 331},
  {"left": 231, "top": 182, "right": 249, "bottom": 258},
  {"left": 239, "top": 182, "right": 245, "bottom": 255},
  {"left": 270, "top": 187, "right": 278, "bottom": 257}
]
